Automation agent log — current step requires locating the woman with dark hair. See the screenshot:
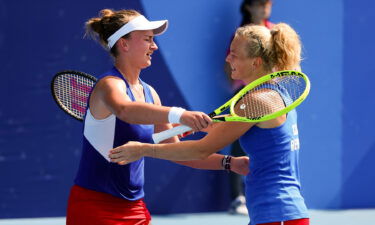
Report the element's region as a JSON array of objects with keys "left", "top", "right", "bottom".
[{"left": 66, "top": 8, "right": 248, "bottom": 225}]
